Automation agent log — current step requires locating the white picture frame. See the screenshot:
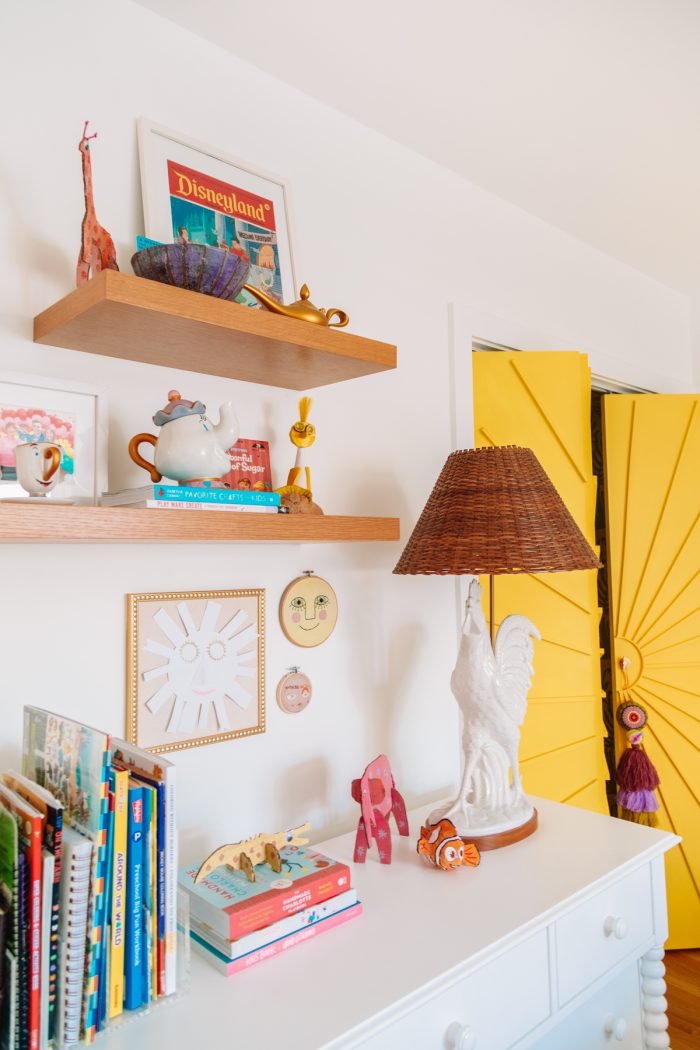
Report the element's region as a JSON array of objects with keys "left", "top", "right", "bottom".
[
  {"left": 0, "top": 372, "right": 107, "bottom": 503},
  {"left": 137, "top": 118, "right": 297, "bottom": 309}
]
